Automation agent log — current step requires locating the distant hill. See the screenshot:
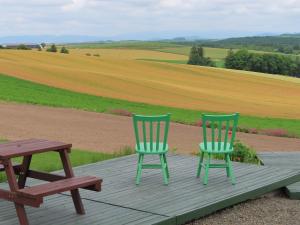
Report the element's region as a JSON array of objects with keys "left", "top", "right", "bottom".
[
  {"left": 0, "top": 35, "right": 105, "bottom": 45},
  {"left": 280, "top": 33, "right": 300, "bottom": 37},
  {"left": 201, "top": 34, "right": 300, "bottom": 53}
]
